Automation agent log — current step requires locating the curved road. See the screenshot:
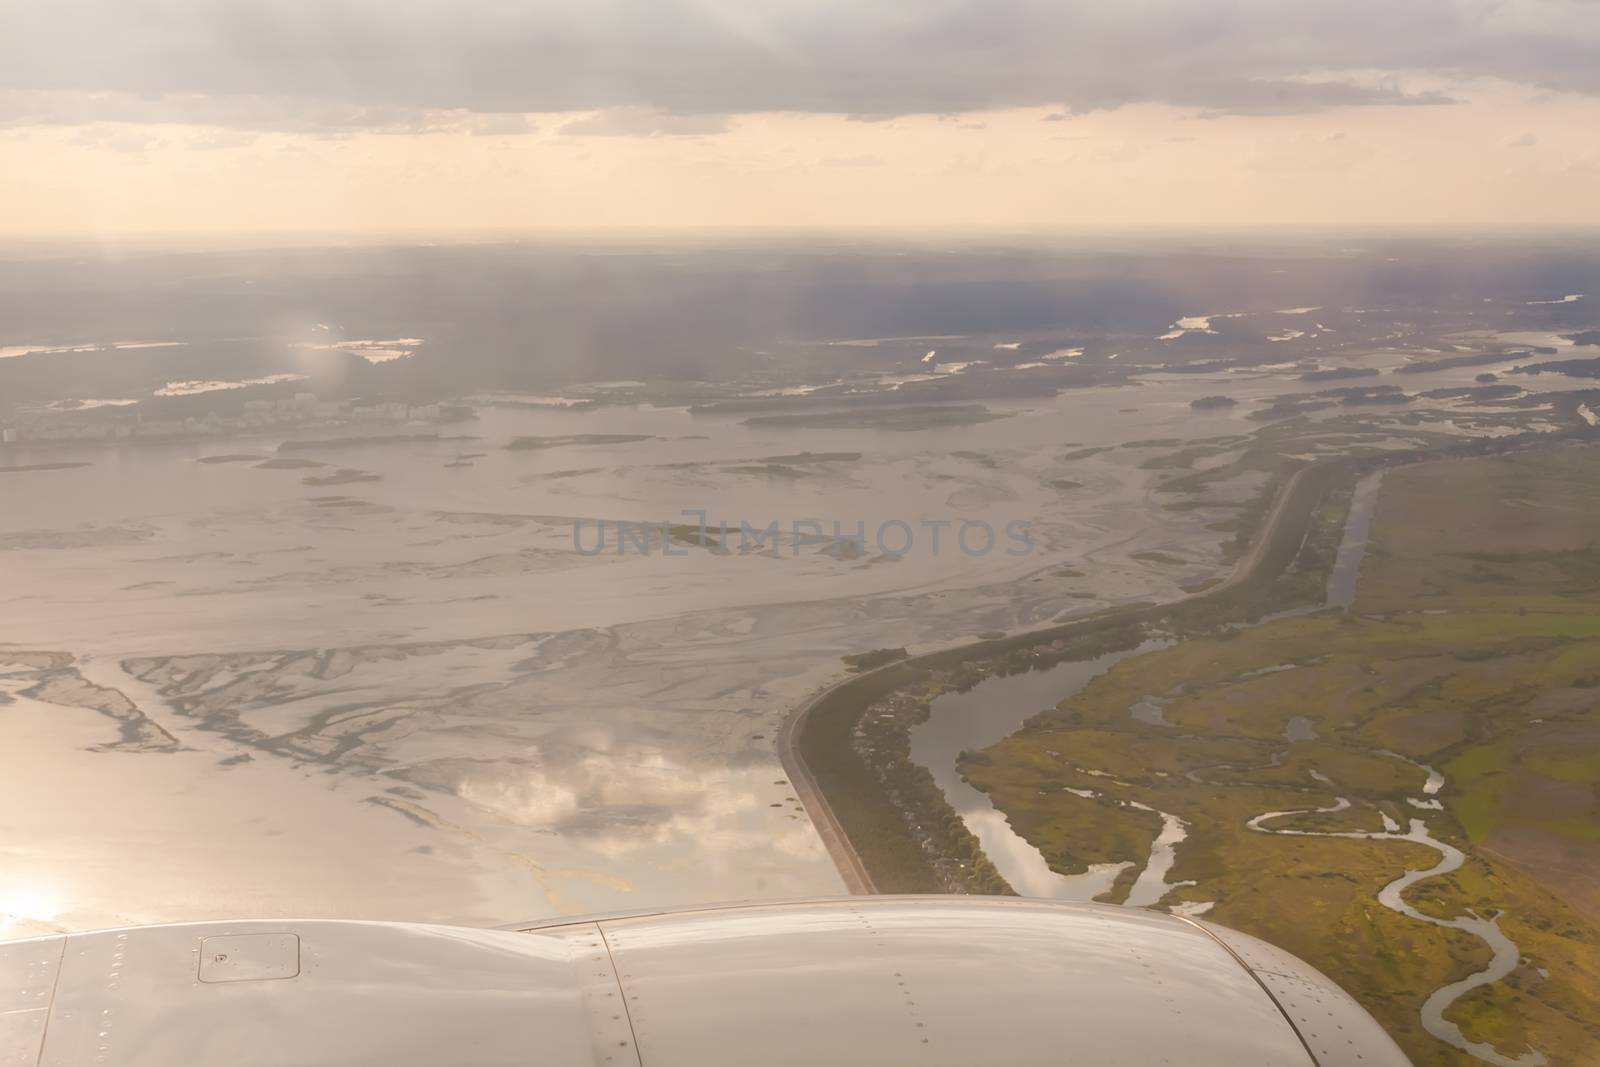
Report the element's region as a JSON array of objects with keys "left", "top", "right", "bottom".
[{"left": 778, "top": 464, "right": 1316, "bottom": 894}]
